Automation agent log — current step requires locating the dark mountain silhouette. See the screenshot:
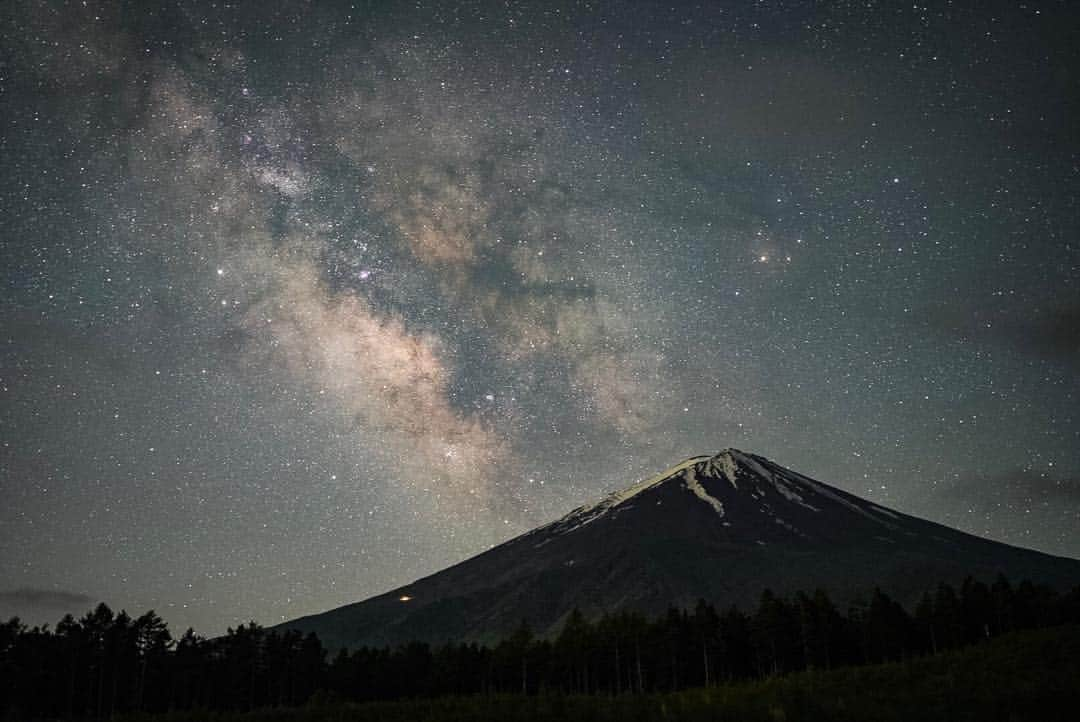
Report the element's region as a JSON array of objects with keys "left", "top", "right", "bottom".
[{"left": 278, "top": 449, "right": 1080, "bottom": 649}]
